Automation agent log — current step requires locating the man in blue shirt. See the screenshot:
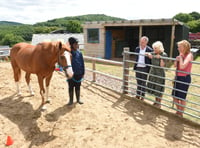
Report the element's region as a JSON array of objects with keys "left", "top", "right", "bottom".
[{"left": 67, "top": 37, "right": 85, "bottom": 105}]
